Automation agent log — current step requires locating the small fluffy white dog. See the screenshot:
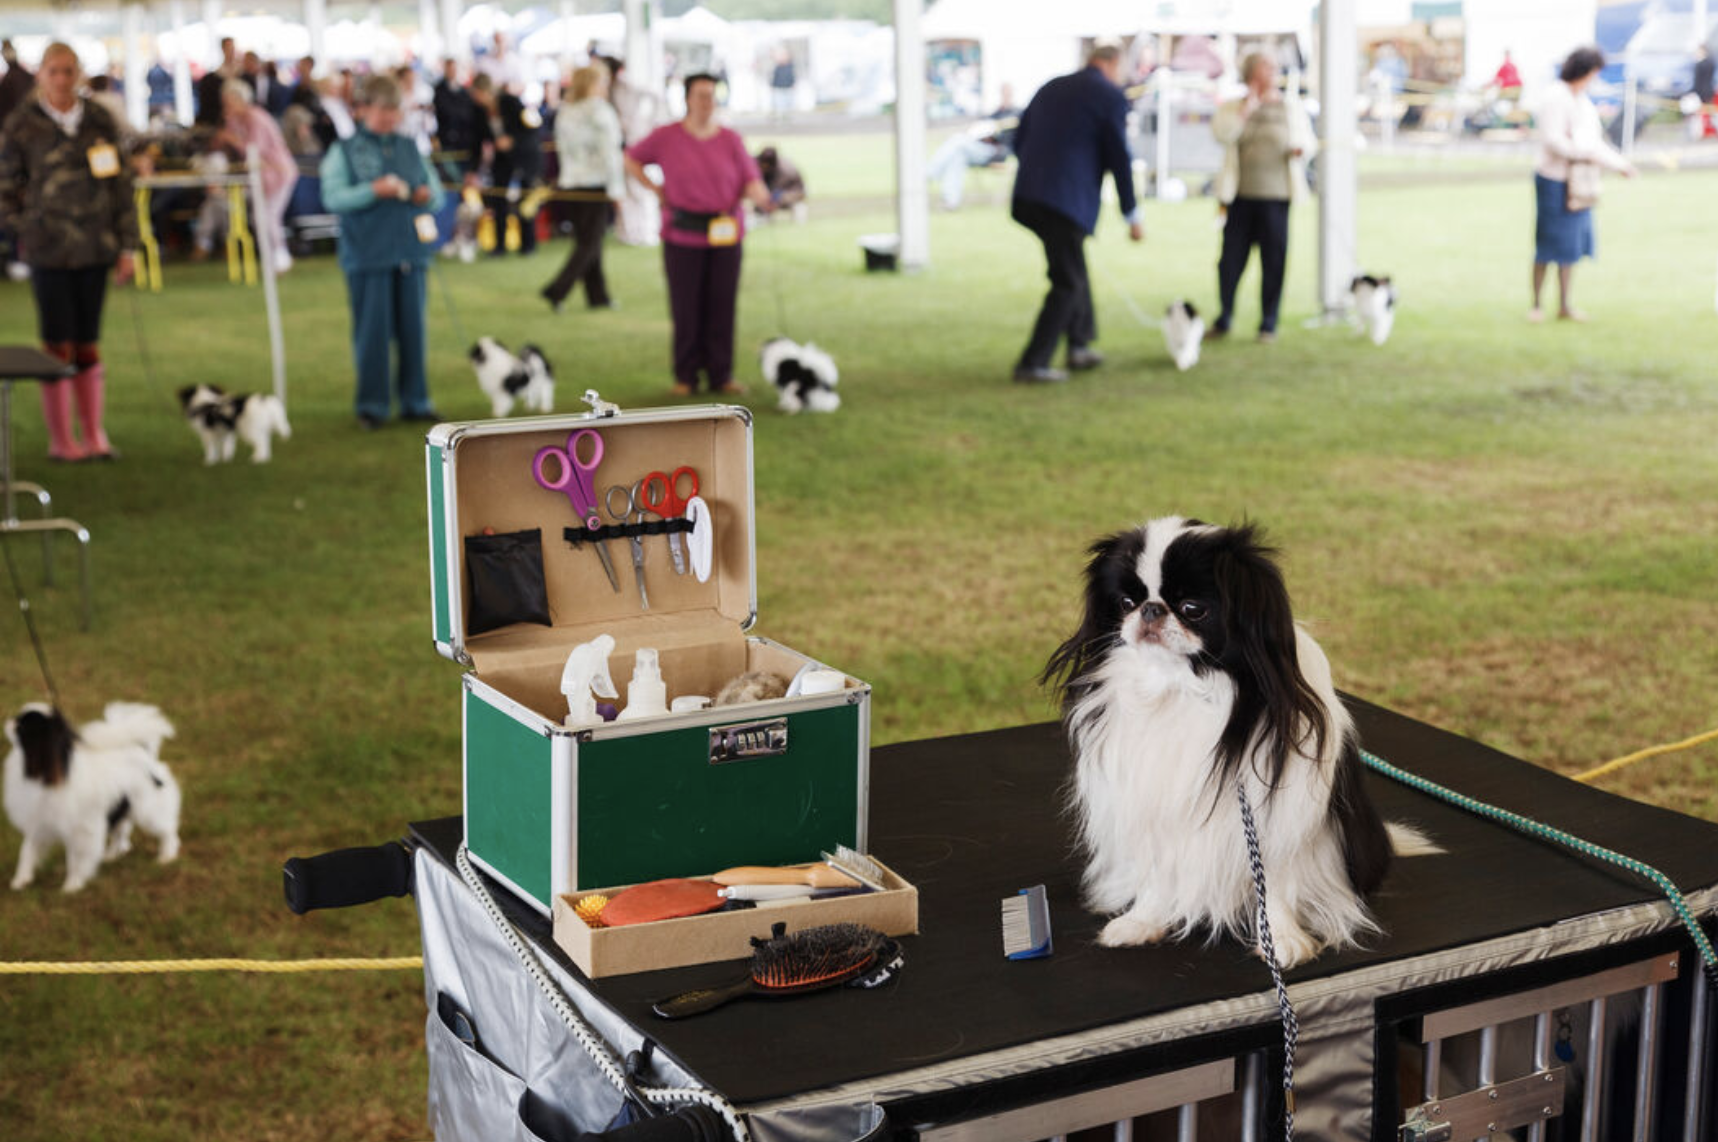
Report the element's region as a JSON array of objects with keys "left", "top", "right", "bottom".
[
  {"left": 1350, "top": 274, "right": 1396, "bottom": 346},
  {"left": 1162, "top": 300, "right": 1204, "bottom": 372},
  {"left": 469, "top": 337, "right": 555, "bottom": 418},
  {"left": 5, "top": 703, "right": 182, "bottom": 893},
  {"left": 178, "top": 383, "right": 292, "bottom": 464},
  {"left": 760, "top": 337, "right": 840, "bottom": 414},
  {"left": 448, "top": 189, "right": 485, "bottom": 264}
]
